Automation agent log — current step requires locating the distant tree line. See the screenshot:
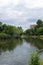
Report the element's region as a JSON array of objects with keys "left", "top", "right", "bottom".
[
  {"left": 24, "top": 19, "right": 43, "bottom": 36},
  {"left": 0, "top": 22, "right": 23, "bottom": 39},
  {"left": 0, "top": 19, "right": 43, "bottom": 39}
]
